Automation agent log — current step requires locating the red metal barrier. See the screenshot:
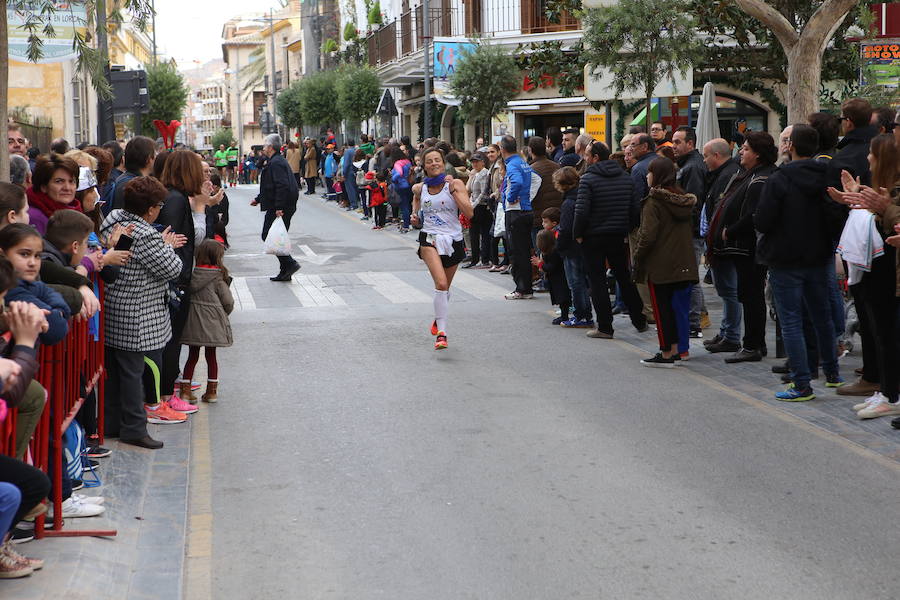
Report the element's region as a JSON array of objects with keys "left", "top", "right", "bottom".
[{"left": 0, "top": 282, "right": 116, "bottom": 538}]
